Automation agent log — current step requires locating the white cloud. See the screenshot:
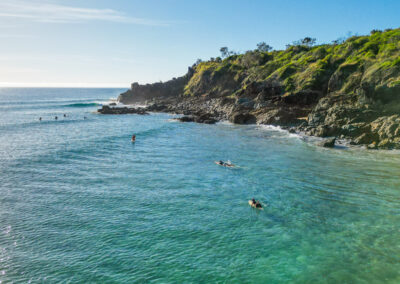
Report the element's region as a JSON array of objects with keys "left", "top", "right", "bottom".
[{"left": 0, "top": 0, "right": 169, "bottom": 26}]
